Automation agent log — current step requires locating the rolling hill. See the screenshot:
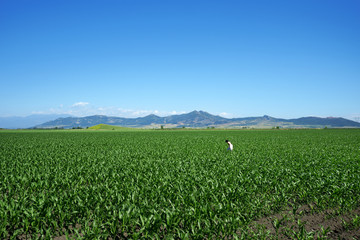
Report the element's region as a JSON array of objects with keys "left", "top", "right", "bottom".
[
  {"left": 88, "top": 124, "right": 136, "bottom": 131},
  {"left": 32, "top": 110, "right": 360, "bottom": 129}
]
